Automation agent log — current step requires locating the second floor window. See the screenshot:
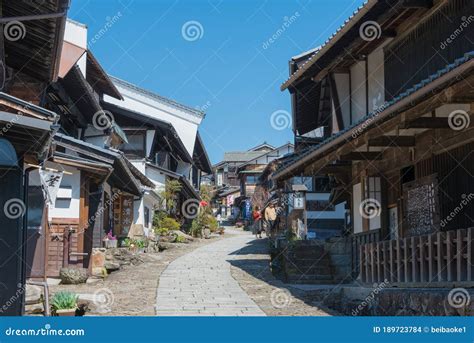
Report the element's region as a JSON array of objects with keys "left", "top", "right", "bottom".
[{"left": 119, "top": 132, "right": 146, "bottom": 159}]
